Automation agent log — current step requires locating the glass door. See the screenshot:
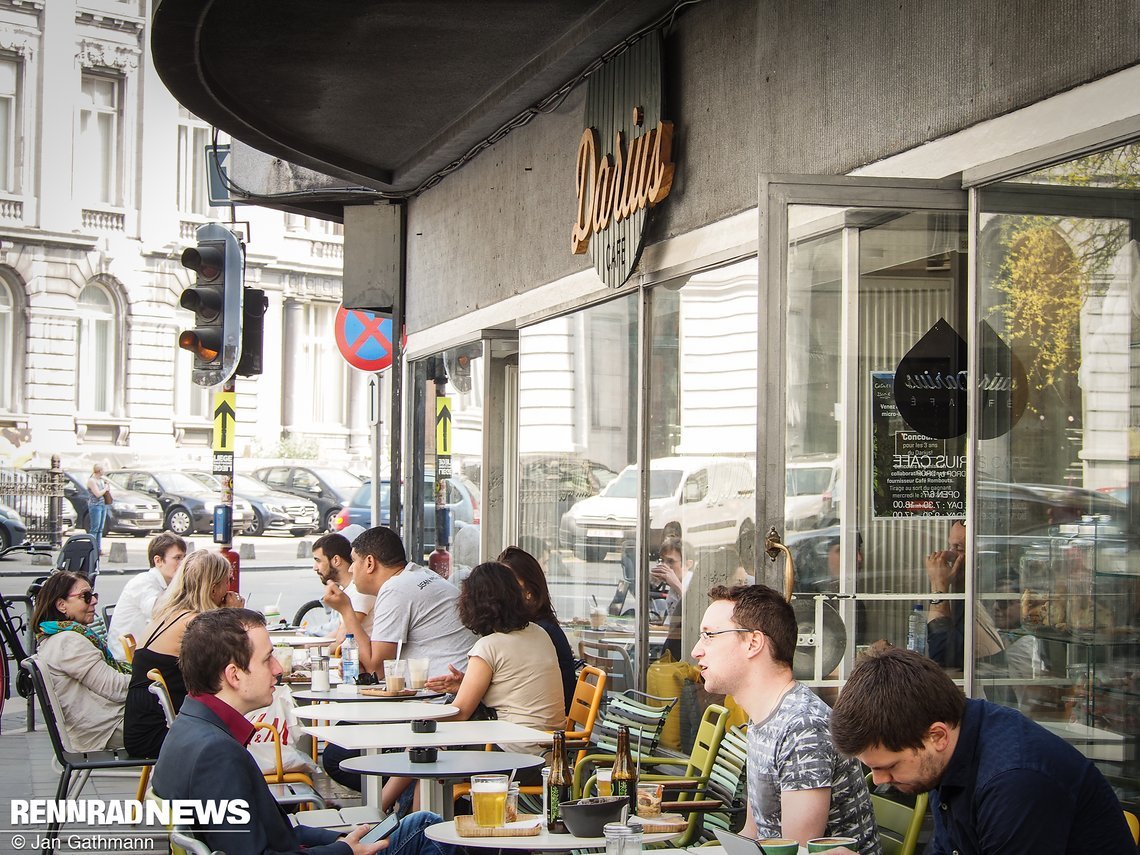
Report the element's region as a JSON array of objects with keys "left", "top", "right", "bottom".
[
  {"left": 973, "top": 143, "right": 1140, "bottom": 798},
  {"left": 761, "top": 177, "right": 968, "bottom": 691}
]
